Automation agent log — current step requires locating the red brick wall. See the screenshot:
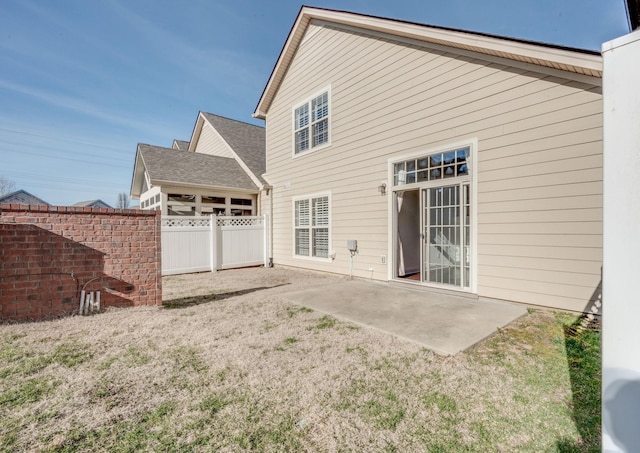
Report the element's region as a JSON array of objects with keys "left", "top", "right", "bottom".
[{"left": 0, "top": 204, "right": 162, "bottom": 322}]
